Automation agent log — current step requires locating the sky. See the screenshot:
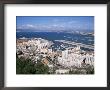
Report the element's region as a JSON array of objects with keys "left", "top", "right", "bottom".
[{"left": 16, "top": 16, "right": 94, "bottom": 32}]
